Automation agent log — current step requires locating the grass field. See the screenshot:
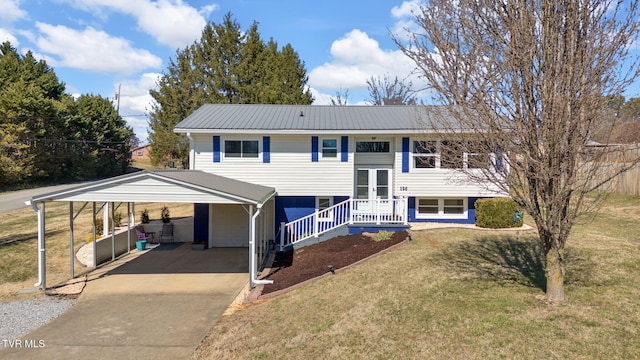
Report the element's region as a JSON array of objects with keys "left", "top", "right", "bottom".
[{"left": 193, "top": 194, "right": 640, "bottom": 360}]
